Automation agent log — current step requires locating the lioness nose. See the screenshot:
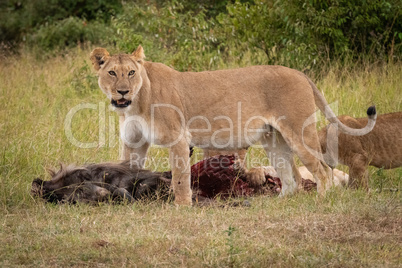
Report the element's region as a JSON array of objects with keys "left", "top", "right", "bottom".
[{"left": 117, "top": 90, "right": 129, "bottom": 96}]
